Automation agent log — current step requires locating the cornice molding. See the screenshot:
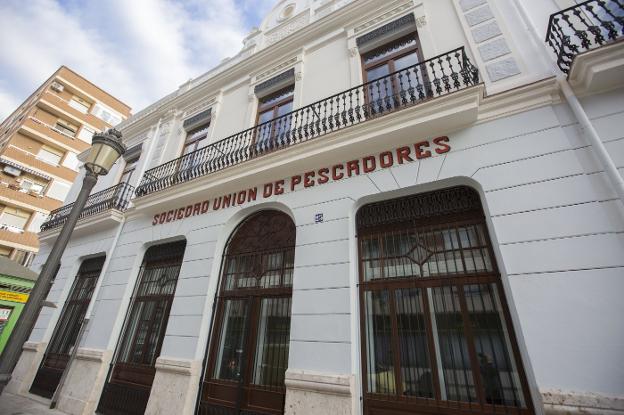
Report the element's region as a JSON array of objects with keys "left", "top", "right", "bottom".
[
  {"left": 353, "top": 1, "right": 414, "bottom": 35},
  {"left": 254, "top": 68, "right": 295, "bottom": 94},
  {"left": 39, "top": 209, "right": 124, "bottom": 241},
  {"left": 356, "top": 13, "right": 415, "bottom": 47}
]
